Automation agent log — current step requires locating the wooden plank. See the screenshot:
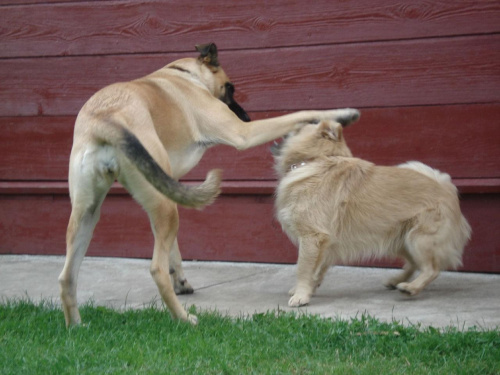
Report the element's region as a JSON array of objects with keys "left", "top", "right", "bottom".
[
  {"left": 1, "top": 0, "right": 499, "bottom": 58},
  {"left": 2, "top": 178, "right": 498, "bottom": 197},
  {"left": 1, "top": 35, "right": 499, "bottom": 117},
  {"left": 1, "top": 104, "right": 499, "bottom": 181},
  {"left": 0, "top": 116, "right": 73, "bottom": 180},
  {"left": 454, "top": 179, "right": 500, "bottom": 194},
  {"left": 0, "top": 0, "right": 98, "bottom": 5},
  {"left": 344, "top": 105, "right": 500, "bottom": 180},
  {"left": 1, "top": 192, "right": 498, "bottom": 272}
]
